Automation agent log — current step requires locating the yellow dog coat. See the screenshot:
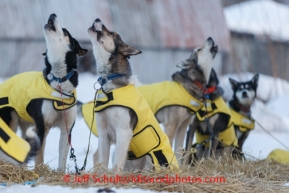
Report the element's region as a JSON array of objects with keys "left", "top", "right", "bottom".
[
  {"left": 0, "top": 118, "right": 30, "bottom": 163},
  {"left": 195, "top": 97, "right": 238, "bottom": 147},
  {"left": 137, "top": 81, "right": 203, "bottom": 115},
  {"left": 0, "top": 72, "right": 77, "bottom": 123},
  {"left": 229, "top": 109, "right": 255, "bottom": 132},
  {"left": 85, "top": 84, "right": 178, "bottom": 169}
]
